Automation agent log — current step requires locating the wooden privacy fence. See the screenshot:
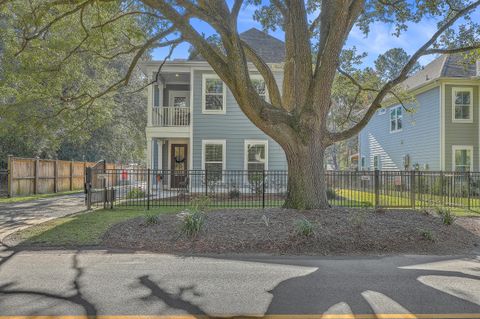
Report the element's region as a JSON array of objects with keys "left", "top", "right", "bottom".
[{"left": 5, "top": 156, "right": 119, "bottom": 197}]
